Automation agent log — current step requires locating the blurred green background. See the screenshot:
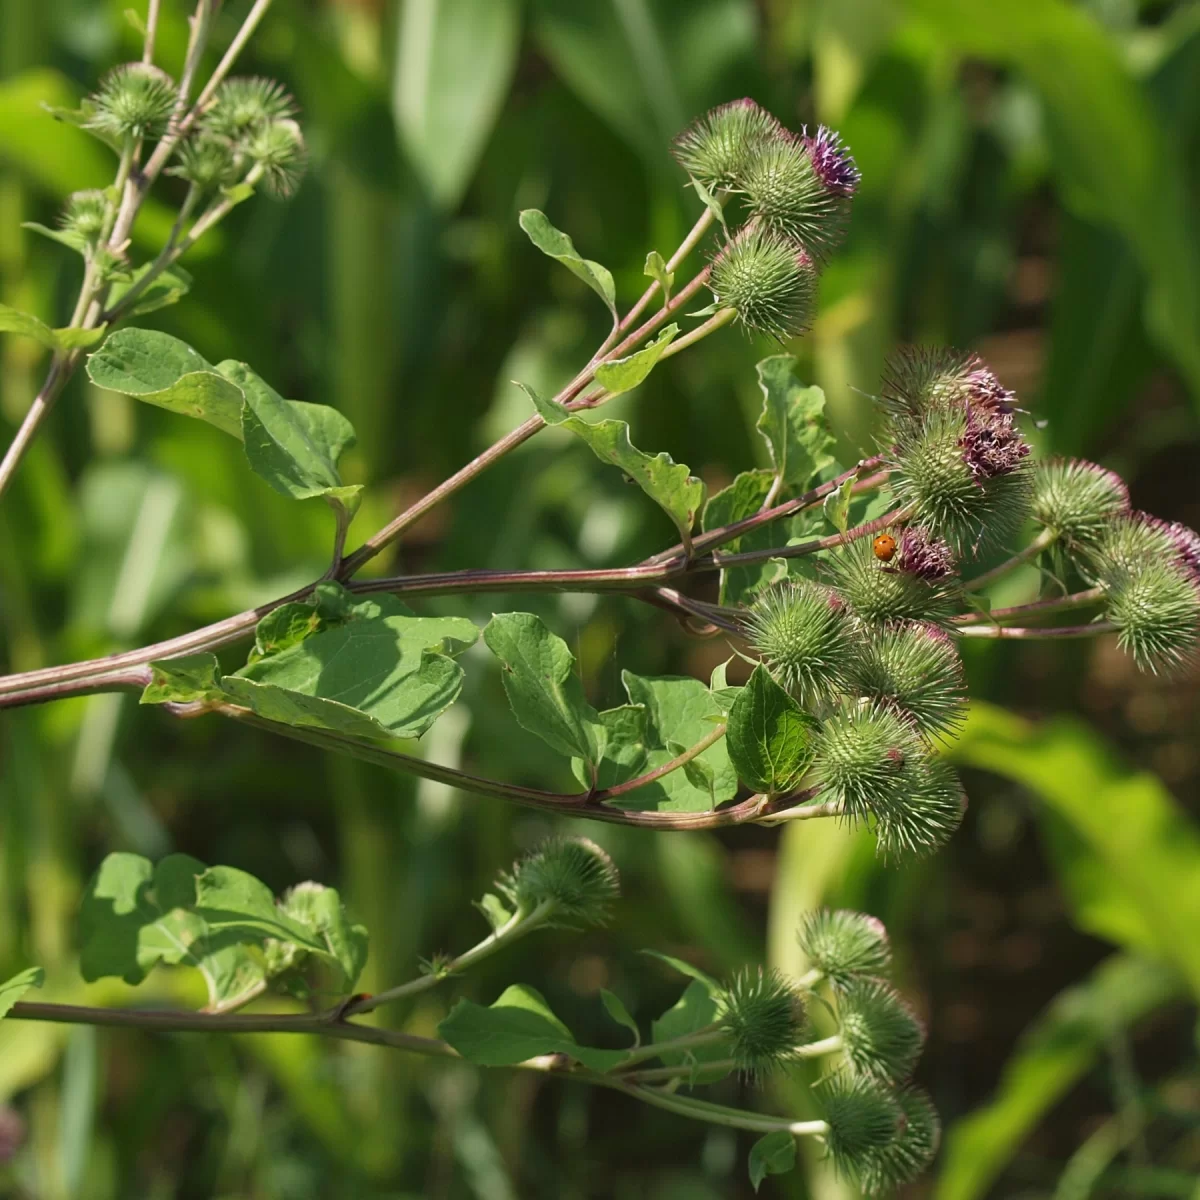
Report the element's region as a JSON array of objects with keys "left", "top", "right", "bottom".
[{"left": 2, "top": 0, "right": 1200, "bottom": 1196}]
